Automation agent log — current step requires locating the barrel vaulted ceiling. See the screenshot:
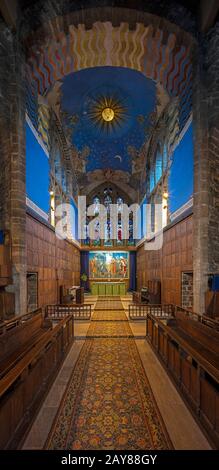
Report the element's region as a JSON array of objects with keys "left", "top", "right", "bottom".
[{"left": 25, "top": 20, "right": 193, "bottom": 198}]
